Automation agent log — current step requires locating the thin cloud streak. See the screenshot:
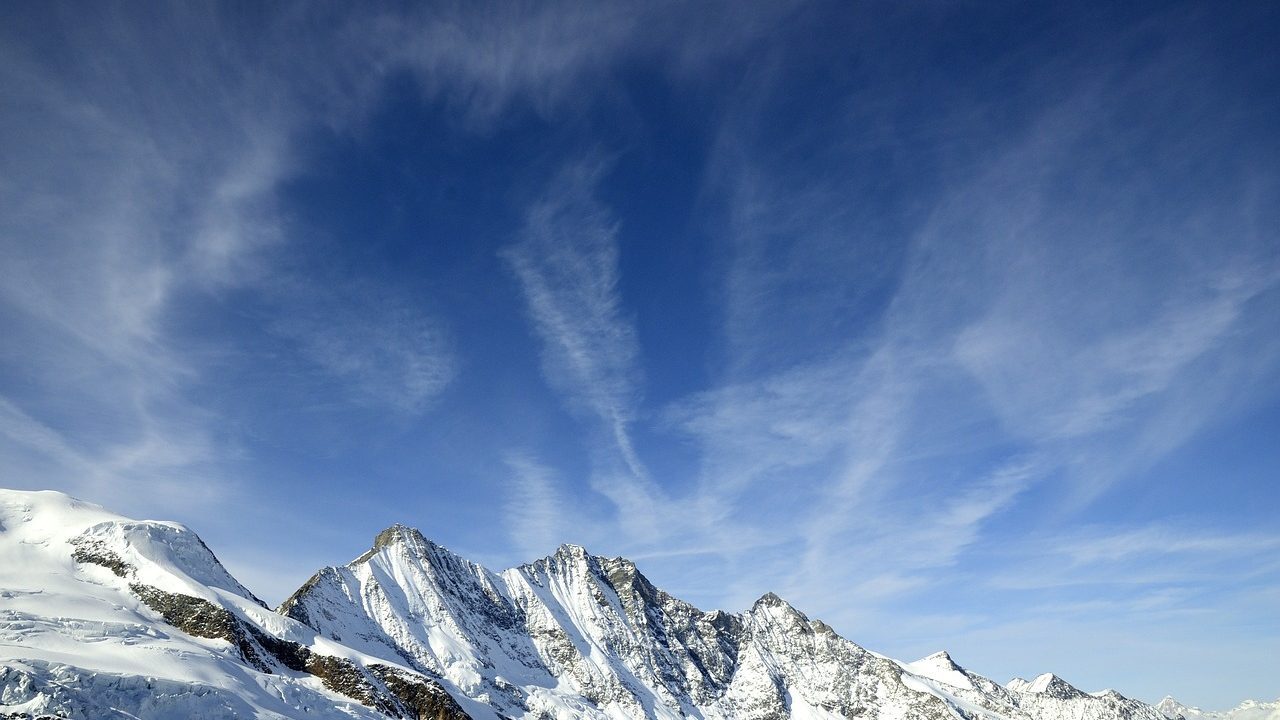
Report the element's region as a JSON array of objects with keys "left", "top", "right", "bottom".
[
  {"left": 270, "top": 280, "right": 457, "bottom": 415},
  {"left": 502, "top": 163, "right": 650, "bottom": 490},
  {"left": 501, "top": 452, "right": 603, "bottom": 562},
  {"left": 374, "top": 1, "right": 788, "bottom": 128},
  {"left": 981, "top": 525, "right": 1280, "bottom": 593}
]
